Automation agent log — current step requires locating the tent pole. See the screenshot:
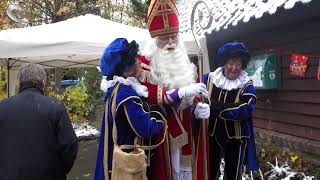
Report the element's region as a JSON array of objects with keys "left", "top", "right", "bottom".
[{"left": 6, "top": 59, "right": 10, "bottom": 98}]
